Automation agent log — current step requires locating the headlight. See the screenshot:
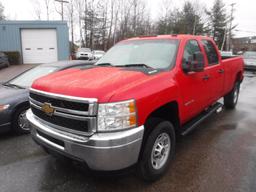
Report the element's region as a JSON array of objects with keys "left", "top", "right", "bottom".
[
  {"left": 97, "top": 100, "right": 137, "bottom": 132},
  {"left": 0, "top": 104, "right": 10, "bottom": 112}
]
